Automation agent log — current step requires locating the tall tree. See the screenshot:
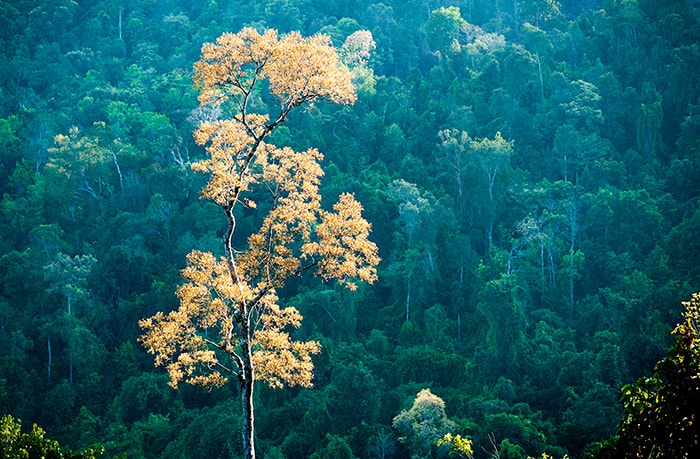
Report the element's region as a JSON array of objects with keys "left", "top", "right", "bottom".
[
  {"left": 422, "top": 7, "right": 468, "bottom": 59},
  {"left": 467, "top": 131, "right": 515, "bottom": 250},
  {"left": 139, "top": 28, "right": 379, "bottom": 459},
  {"left": 392, "top": 388, "right": 457, "bottom": 459},
  {"left": 386, "top": 179, "right": 438, "bottom": 322}
]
